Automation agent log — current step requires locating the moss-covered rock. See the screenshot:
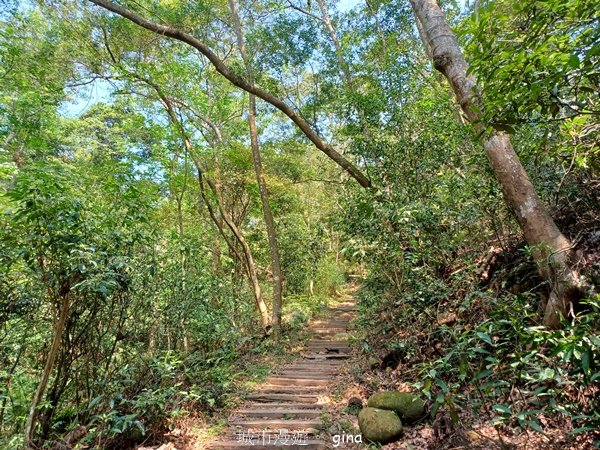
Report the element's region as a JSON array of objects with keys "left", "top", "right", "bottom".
[
  {"left": 358, "top": 407, "right": 403, "bottom": 444},
  {"left": 367, "top": 391, "right": 425, "bottom": 422}
]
